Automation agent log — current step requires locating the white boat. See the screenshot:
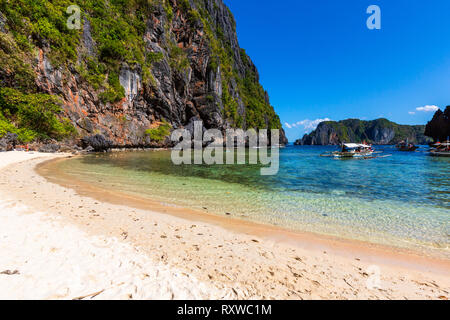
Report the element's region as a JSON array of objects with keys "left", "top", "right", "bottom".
[{"left": 333, "top": 143, "right": 375, "bottom": 158}]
